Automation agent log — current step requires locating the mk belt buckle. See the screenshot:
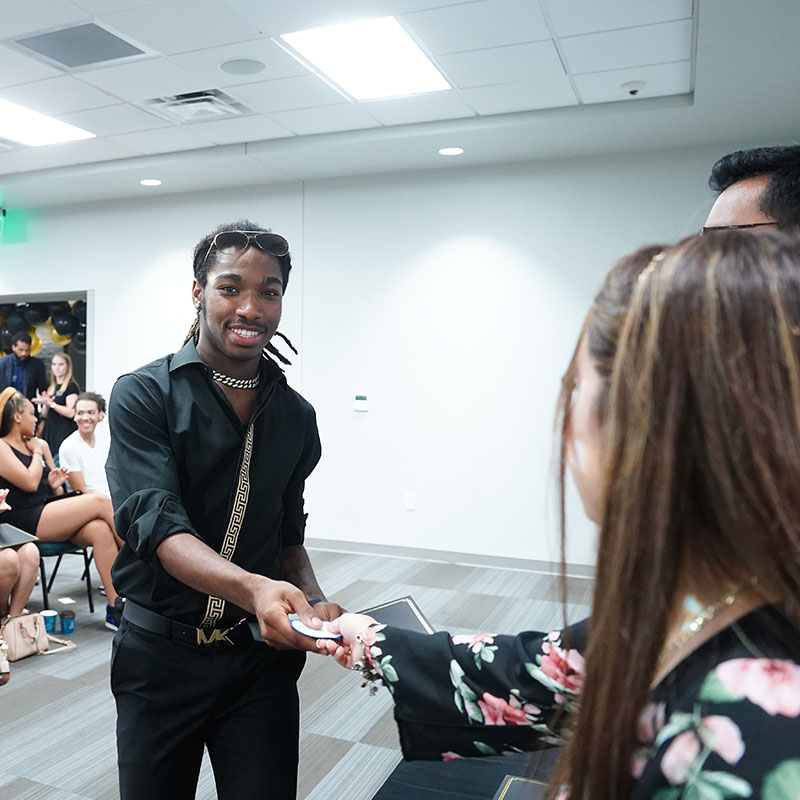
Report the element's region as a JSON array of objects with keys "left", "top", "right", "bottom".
[{"left": 195, "top": 618, "right": 246, "bottom": 646}]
